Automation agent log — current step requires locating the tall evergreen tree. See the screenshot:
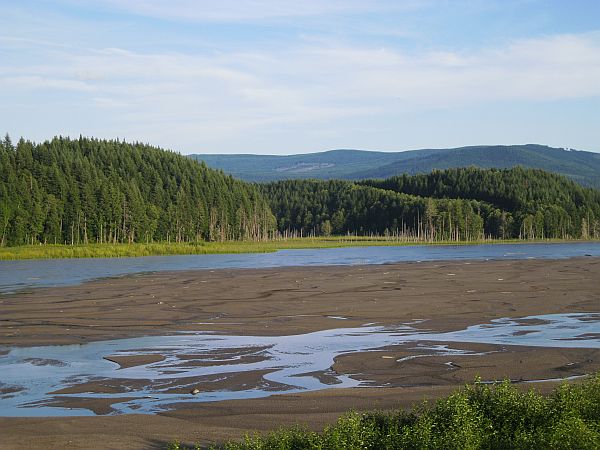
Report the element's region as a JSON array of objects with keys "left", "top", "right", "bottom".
[{"left": 0, "top": 136, "right": 275, "bottom": 246}]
